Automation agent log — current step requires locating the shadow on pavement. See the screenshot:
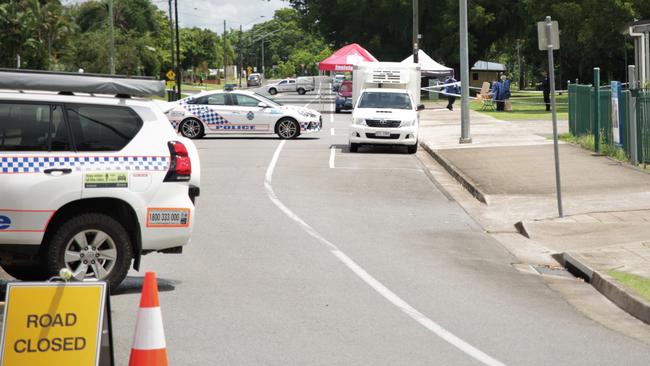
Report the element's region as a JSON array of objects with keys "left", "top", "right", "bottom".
[
  {"left": 112, "top": 276, "right": 178, "bottom": 295},
  {"left": 201, "top": 136, "right": 319, "bottom": 141},
  {"left": 0, "top": 276, "right": 178, "bottom": 298}
]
